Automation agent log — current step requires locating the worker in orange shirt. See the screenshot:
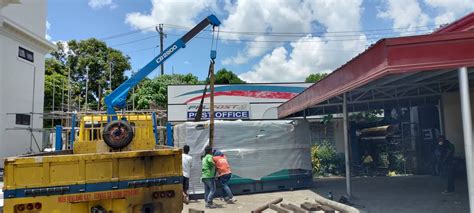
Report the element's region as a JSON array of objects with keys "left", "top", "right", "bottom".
[{"left": 213, "top": 150, "right": 237, "bottom": 204}]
